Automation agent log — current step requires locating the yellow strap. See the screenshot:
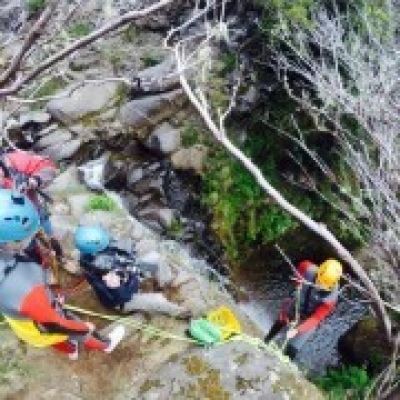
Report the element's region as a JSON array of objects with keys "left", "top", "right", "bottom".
[{"left": 64, "top": 304, "right": 197, "bottom": 344}]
